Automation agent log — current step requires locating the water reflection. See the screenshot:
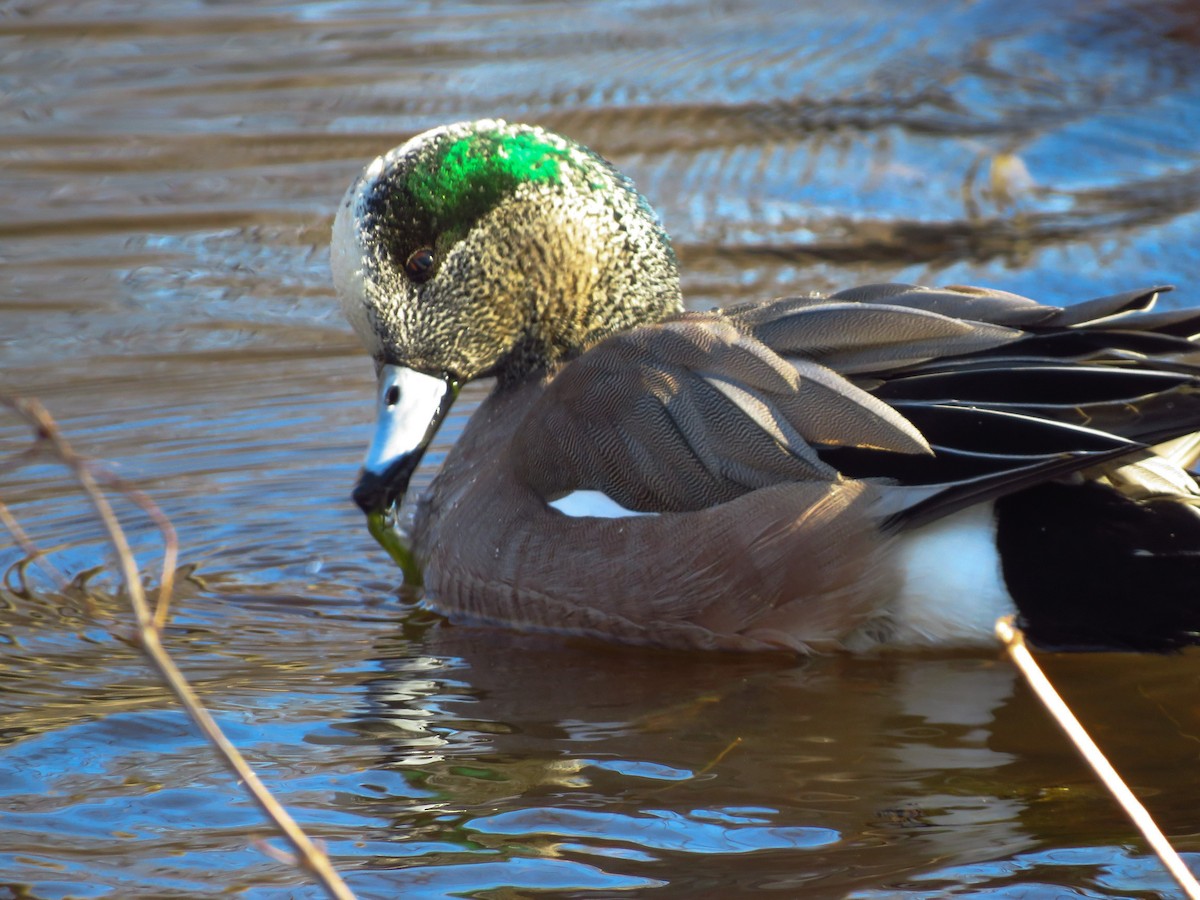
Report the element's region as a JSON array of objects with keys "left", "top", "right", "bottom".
[
  {"left": 334, "top": 628, "right": 1027, "bottom": 895},
  {"left": 4, "top": 578, "right": 1200, "bottom": 896}
]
